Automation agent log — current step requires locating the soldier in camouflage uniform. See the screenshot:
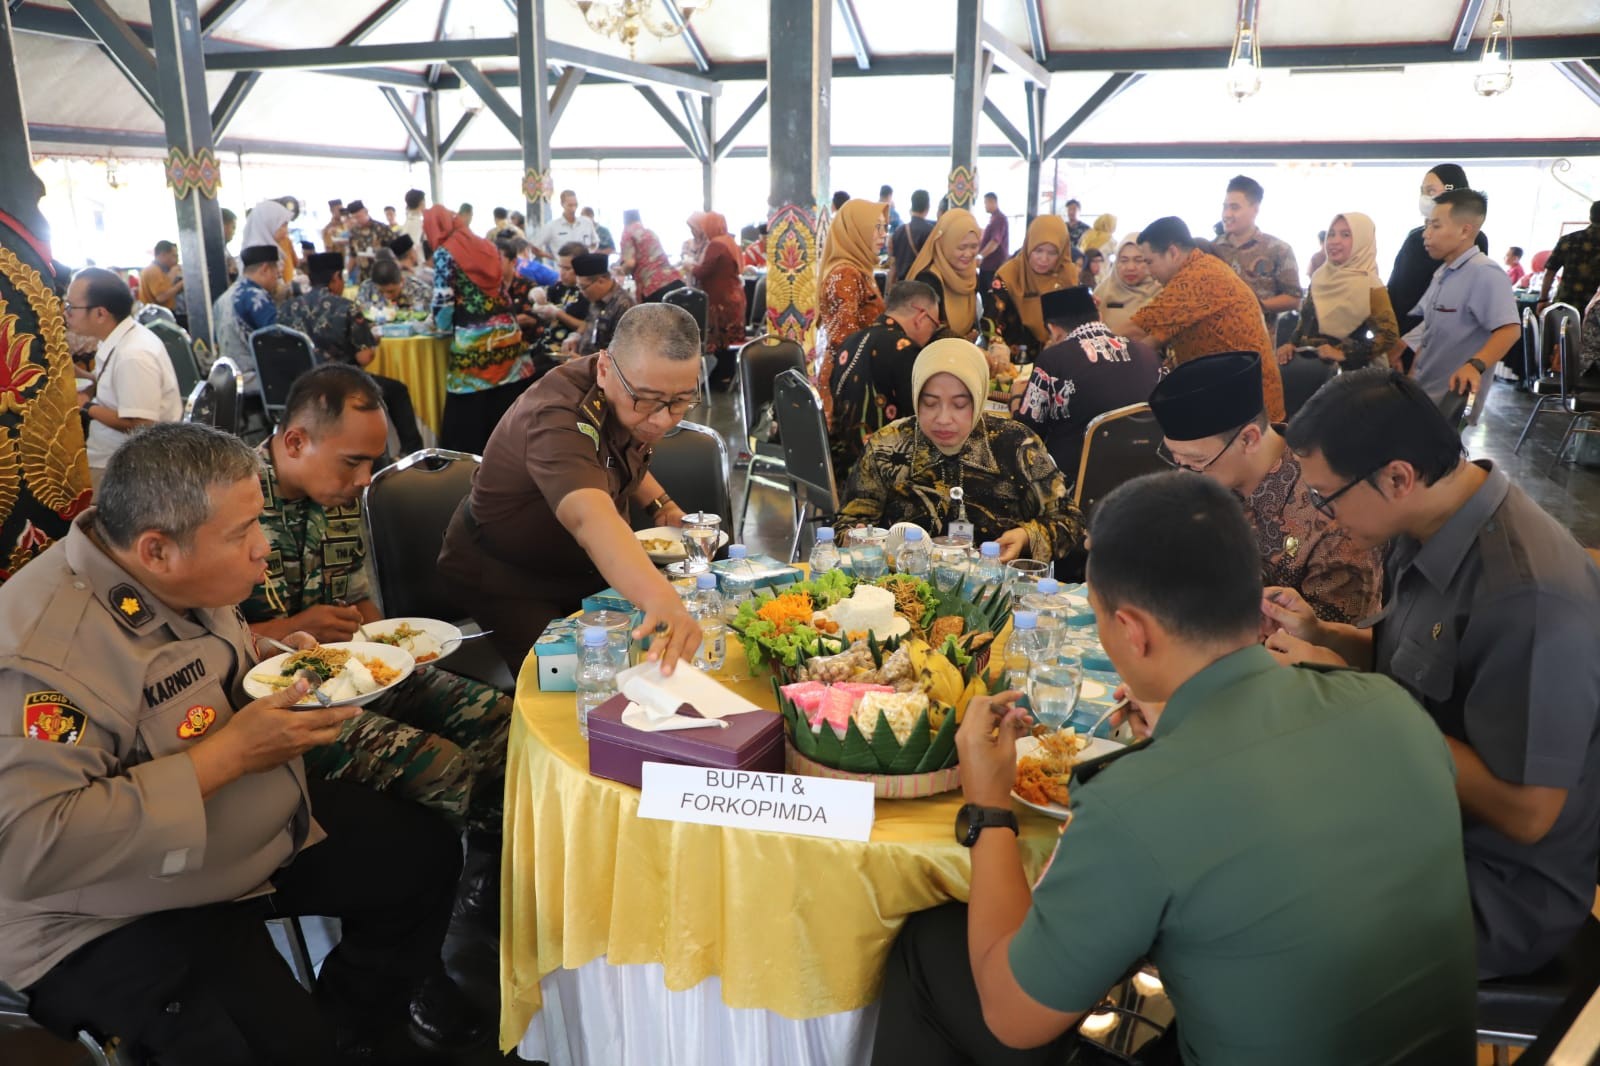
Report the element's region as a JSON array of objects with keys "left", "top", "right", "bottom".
[{"left": 239, "top": 365, "right": 510, "bottom": 838}]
